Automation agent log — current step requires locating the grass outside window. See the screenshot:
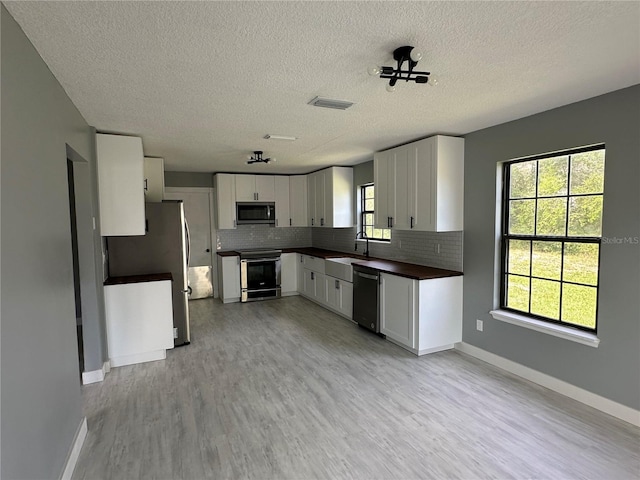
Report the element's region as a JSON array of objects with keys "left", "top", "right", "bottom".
[{"left": 501, "top": 146, "right": 605, "bottom": 332}]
